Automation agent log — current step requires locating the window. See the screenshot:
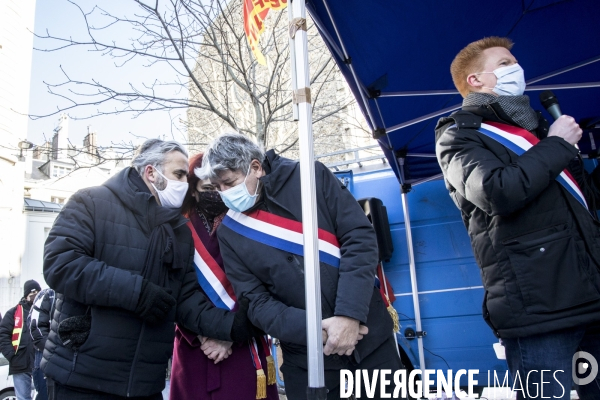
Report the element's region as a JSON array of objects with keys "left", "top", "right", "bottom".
[
  {"left": 52, "top": 165, "right": 71, "bottom": 177},
  {"left": 51, "top": 197, "right": 66, "bottom": 204}
]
